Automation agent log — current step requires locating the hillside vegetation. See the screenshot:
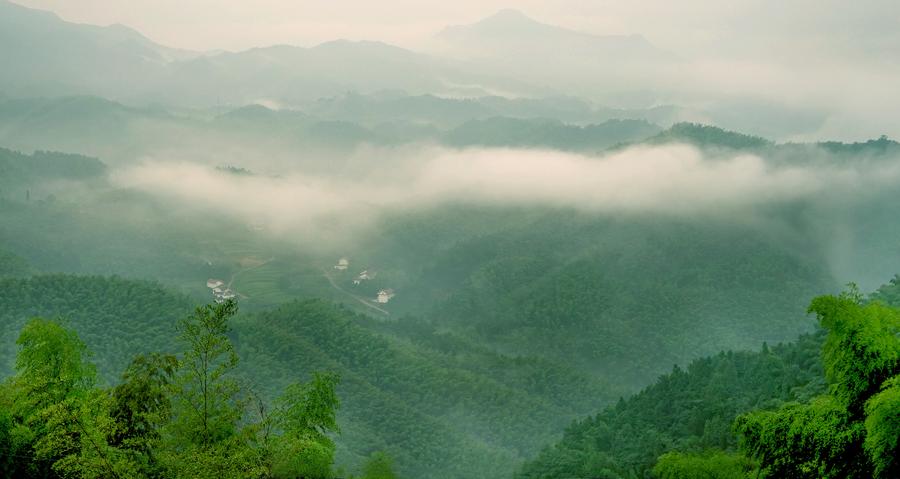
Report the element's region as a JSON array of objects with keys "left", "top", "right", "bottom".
[
  {"left": 0, "top": 268, "right": 614, "bottom": 478},
  {"left": 518, "top": 279, "right": 900, "bottom": 478}
]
